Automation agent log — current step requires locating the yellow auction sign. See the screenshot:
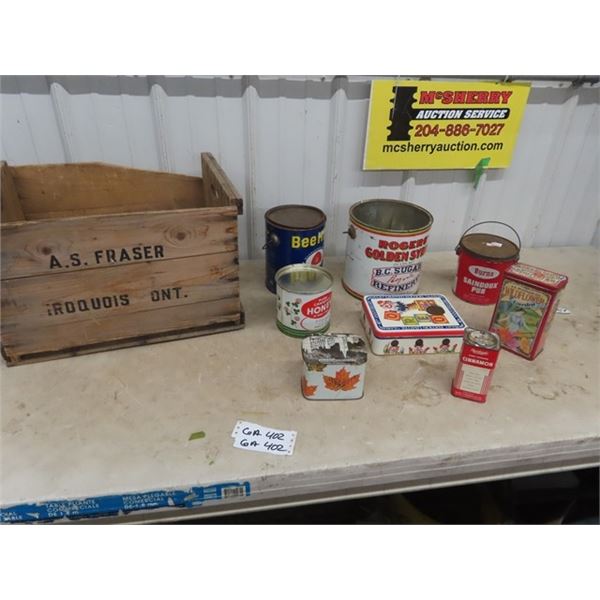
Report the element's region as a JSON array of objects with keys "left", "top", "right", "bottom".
[{"left": 364, "top": 80, "right": 530, "bottom": 170}]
